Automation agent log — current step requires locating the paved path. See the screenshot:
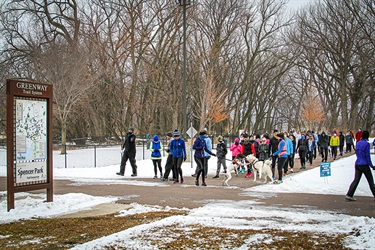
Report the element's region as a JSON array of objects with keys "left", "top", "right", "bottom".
[{"left": 1, "top": 153, "right": 374, "bottom": 218}]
